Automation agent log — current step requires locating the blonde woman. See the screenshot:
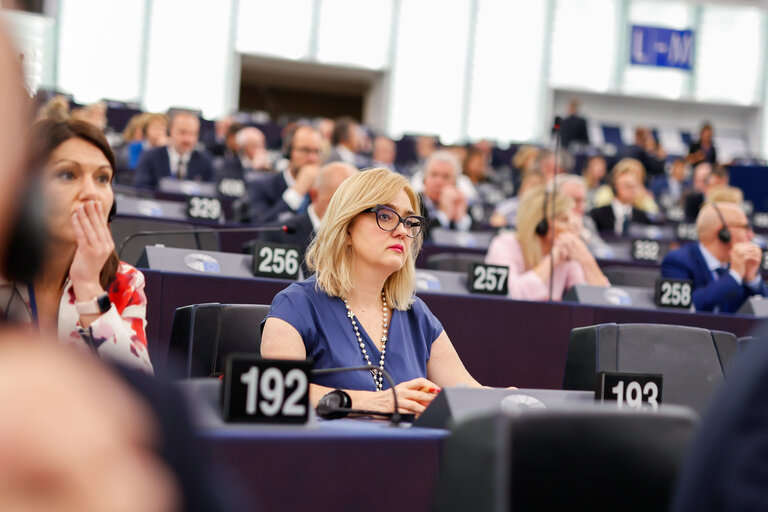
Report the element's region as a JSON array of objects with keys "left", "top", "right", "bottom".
[
  {"left": 486, "top": 187, "right": 608, "bottom": 301},
  {"left": 261, "top": 168, "right": 481, "bottom": 416}
]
